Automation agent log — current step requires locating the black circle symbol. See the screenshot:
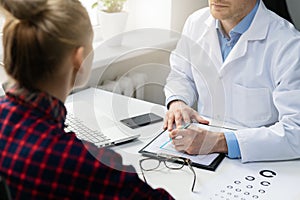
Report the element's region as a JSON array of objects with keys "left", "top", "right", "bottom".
[
  {"left": 260, "top": 181, "right": 271, "bottom": 186},
  {"left": 246, "top": 185, "right": 253, "bottom": 189},
  {"left": 234, "top": 180, "right": 241, "bottom": 184},
  {"left": 258, "top": 189, "right": 266, "bottom": 193},
  {"left": 258, "top": 189, "right": 265, "bottom": 193},
  {"left": 245, "top": 176, "right": 255, "bottom": 181},
  {"left": 259, "top": 169, "right": 276, "bottom": 178}
]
